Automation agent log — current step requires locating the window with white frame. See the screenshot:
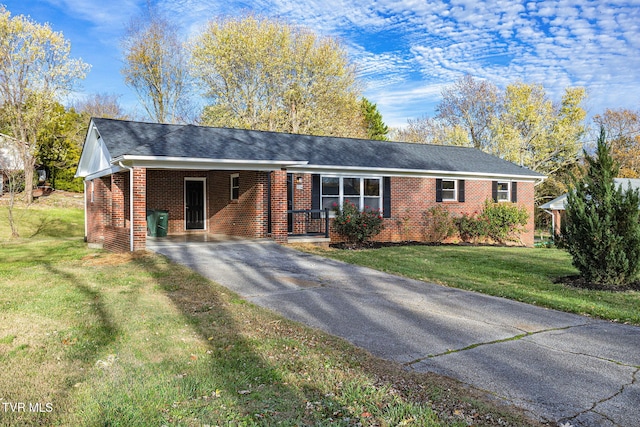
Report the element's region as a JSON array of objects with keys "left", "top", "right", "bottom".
[
  {"left": 230, "top": 173, "right": 239, "bottom": 200},
  {"left": 496, "top": 181, "right": 510, "bottom": 201},
  {"left": 321, "top": 176, "right": 382, "bottom": 212},
  {"left": 441, "top": 179, "right": 456, "bottom": 201}
]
